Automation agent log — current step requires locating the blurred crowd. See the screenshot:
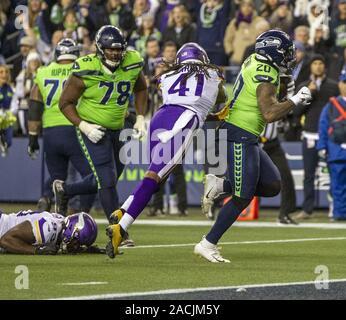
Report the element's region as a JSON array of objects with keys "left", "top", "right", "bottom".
[{"left": 0, "top": 0, "right": 346, "bottom": 219}]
